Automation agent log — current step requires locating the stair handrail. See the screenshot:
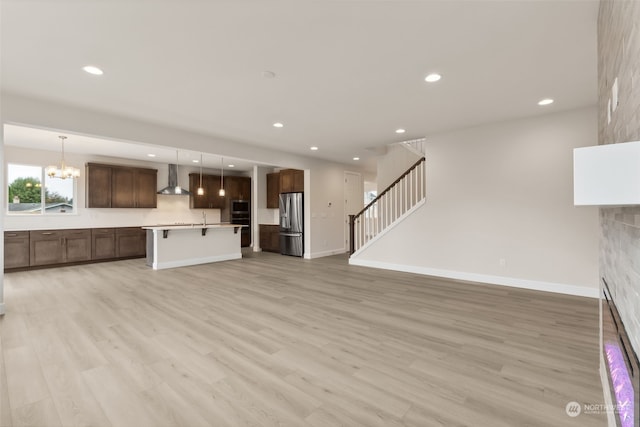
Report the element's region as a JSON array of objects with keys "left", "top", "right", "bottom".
[
  {"left": 354, "top": 156, "right": 425, "bottom": 219},
  {"left": 349, "top": 156, "right": 425, "bottom": 254}
]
